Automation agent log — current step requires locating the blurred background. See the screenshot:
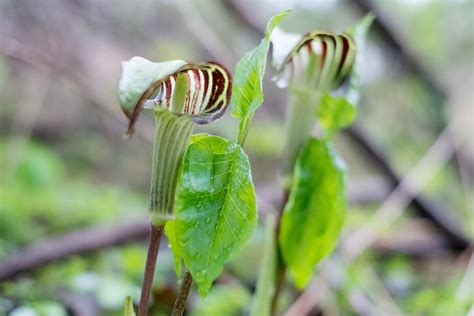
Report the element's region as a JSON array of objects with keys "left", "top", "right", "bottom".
[{"left": 0, "top": 0, "right": 472, "bottom": 315}]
